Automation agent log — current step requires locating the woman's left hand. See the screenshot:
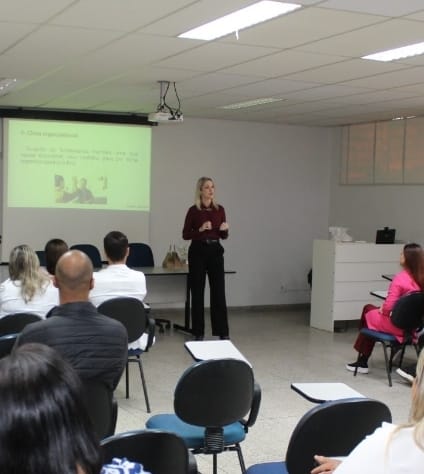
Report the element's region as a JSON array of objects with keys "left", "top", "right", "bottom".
[{"left": 219, "top": 222, "right": 229, "bottom": 231}]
